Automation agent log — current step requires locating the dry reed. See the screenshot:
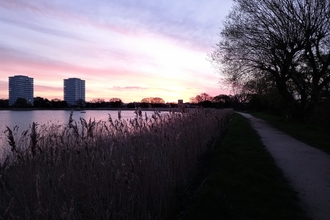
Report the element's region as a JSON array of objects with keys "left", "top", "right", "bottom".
[{"left": 0, "top": 108, "right": 233, "bottom": 219}]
